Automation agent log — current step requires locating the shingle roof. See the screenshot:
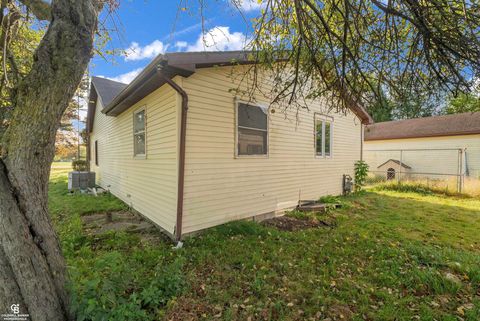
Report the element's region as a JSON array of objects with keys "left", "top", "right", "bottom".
[
  {"left": 377, "top": 159, "right": 411, "bottom": 169},
  {"left": 365, "top": 112, "right": 480, "bottom": 141},
  {"left": 91, "top": 76, "right": 127, "bottom": 107}
]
